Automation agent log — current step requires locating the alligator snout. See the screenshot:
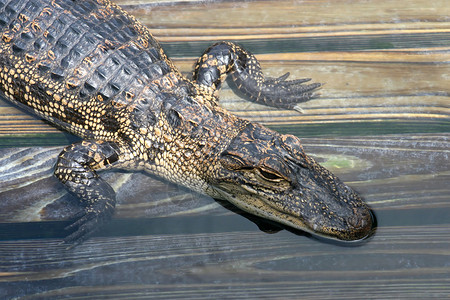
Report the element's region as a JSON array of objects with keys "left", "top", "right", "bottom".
[{"left": 281, "top": 133, "right": 375, "bottom": 241}]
